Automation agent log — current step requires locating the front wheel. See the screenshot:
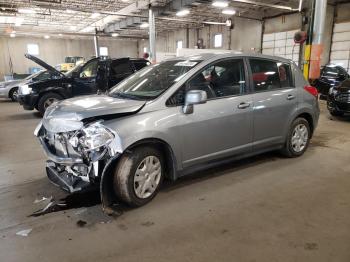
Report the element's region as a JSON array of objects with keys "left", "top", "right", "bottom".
[
  {"left": 37, "top": 92, "right": 62, "bottom": 115},
  {"left": 113, "top": 147, "right": 164, "bottom": 207},
  {"left": 9, "top": 87, "right": 18, "bottom": 102},
  {"left": 281, "top": 118, "right": 311, "bottom": 158}
]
